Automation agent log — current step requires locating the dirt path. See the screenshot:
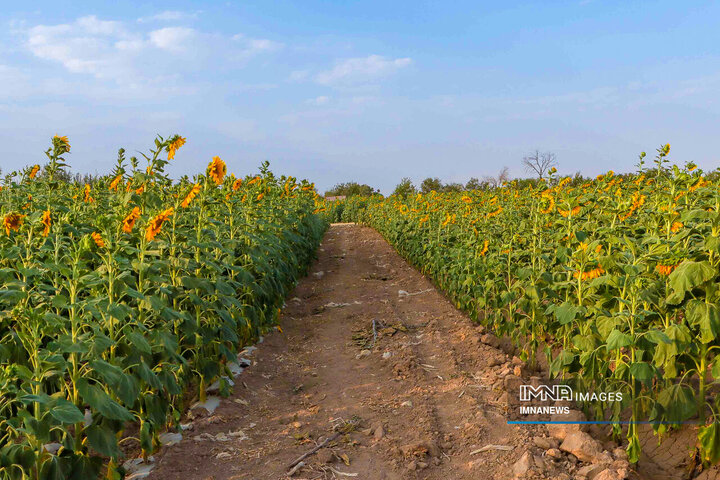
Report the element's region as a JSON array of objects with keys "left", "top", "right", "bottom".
[{"left": 146, "top": 224, "right": 633, "bottom": 480}]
